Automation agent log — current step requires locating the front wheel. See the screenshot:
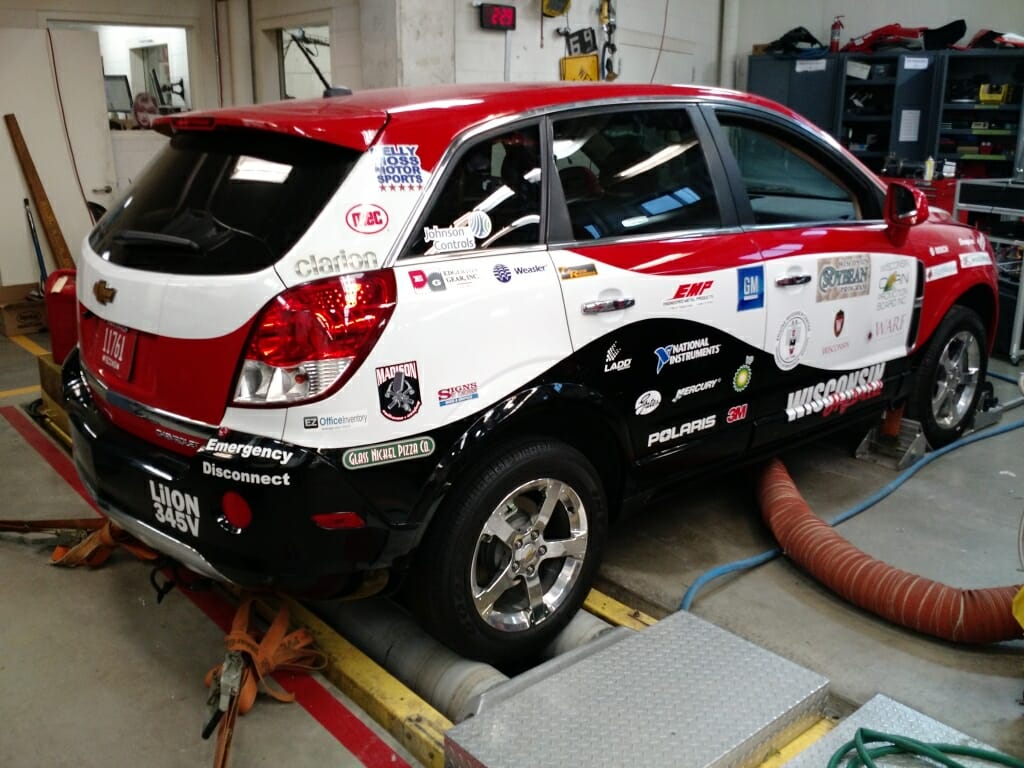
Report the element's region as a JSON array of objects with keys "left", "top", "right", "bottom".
[
  {"left": 408, "top": 438, "right": 607, "bottom": 665},
  {"left": 909, "top": 305, "right": 988, "bottom": 447}
]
